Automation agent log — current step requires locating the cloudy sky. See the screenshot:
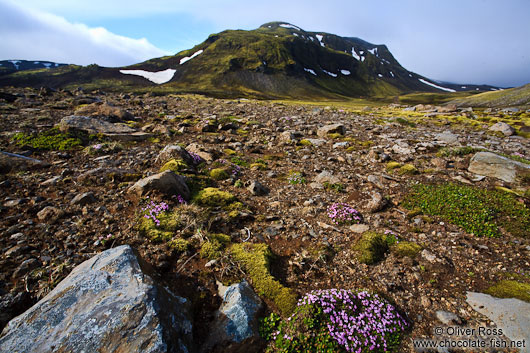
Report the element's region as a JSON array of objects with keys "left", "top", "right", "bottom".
[{"left": 1, "top": 0, "right": 529, "bottom": 87}]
